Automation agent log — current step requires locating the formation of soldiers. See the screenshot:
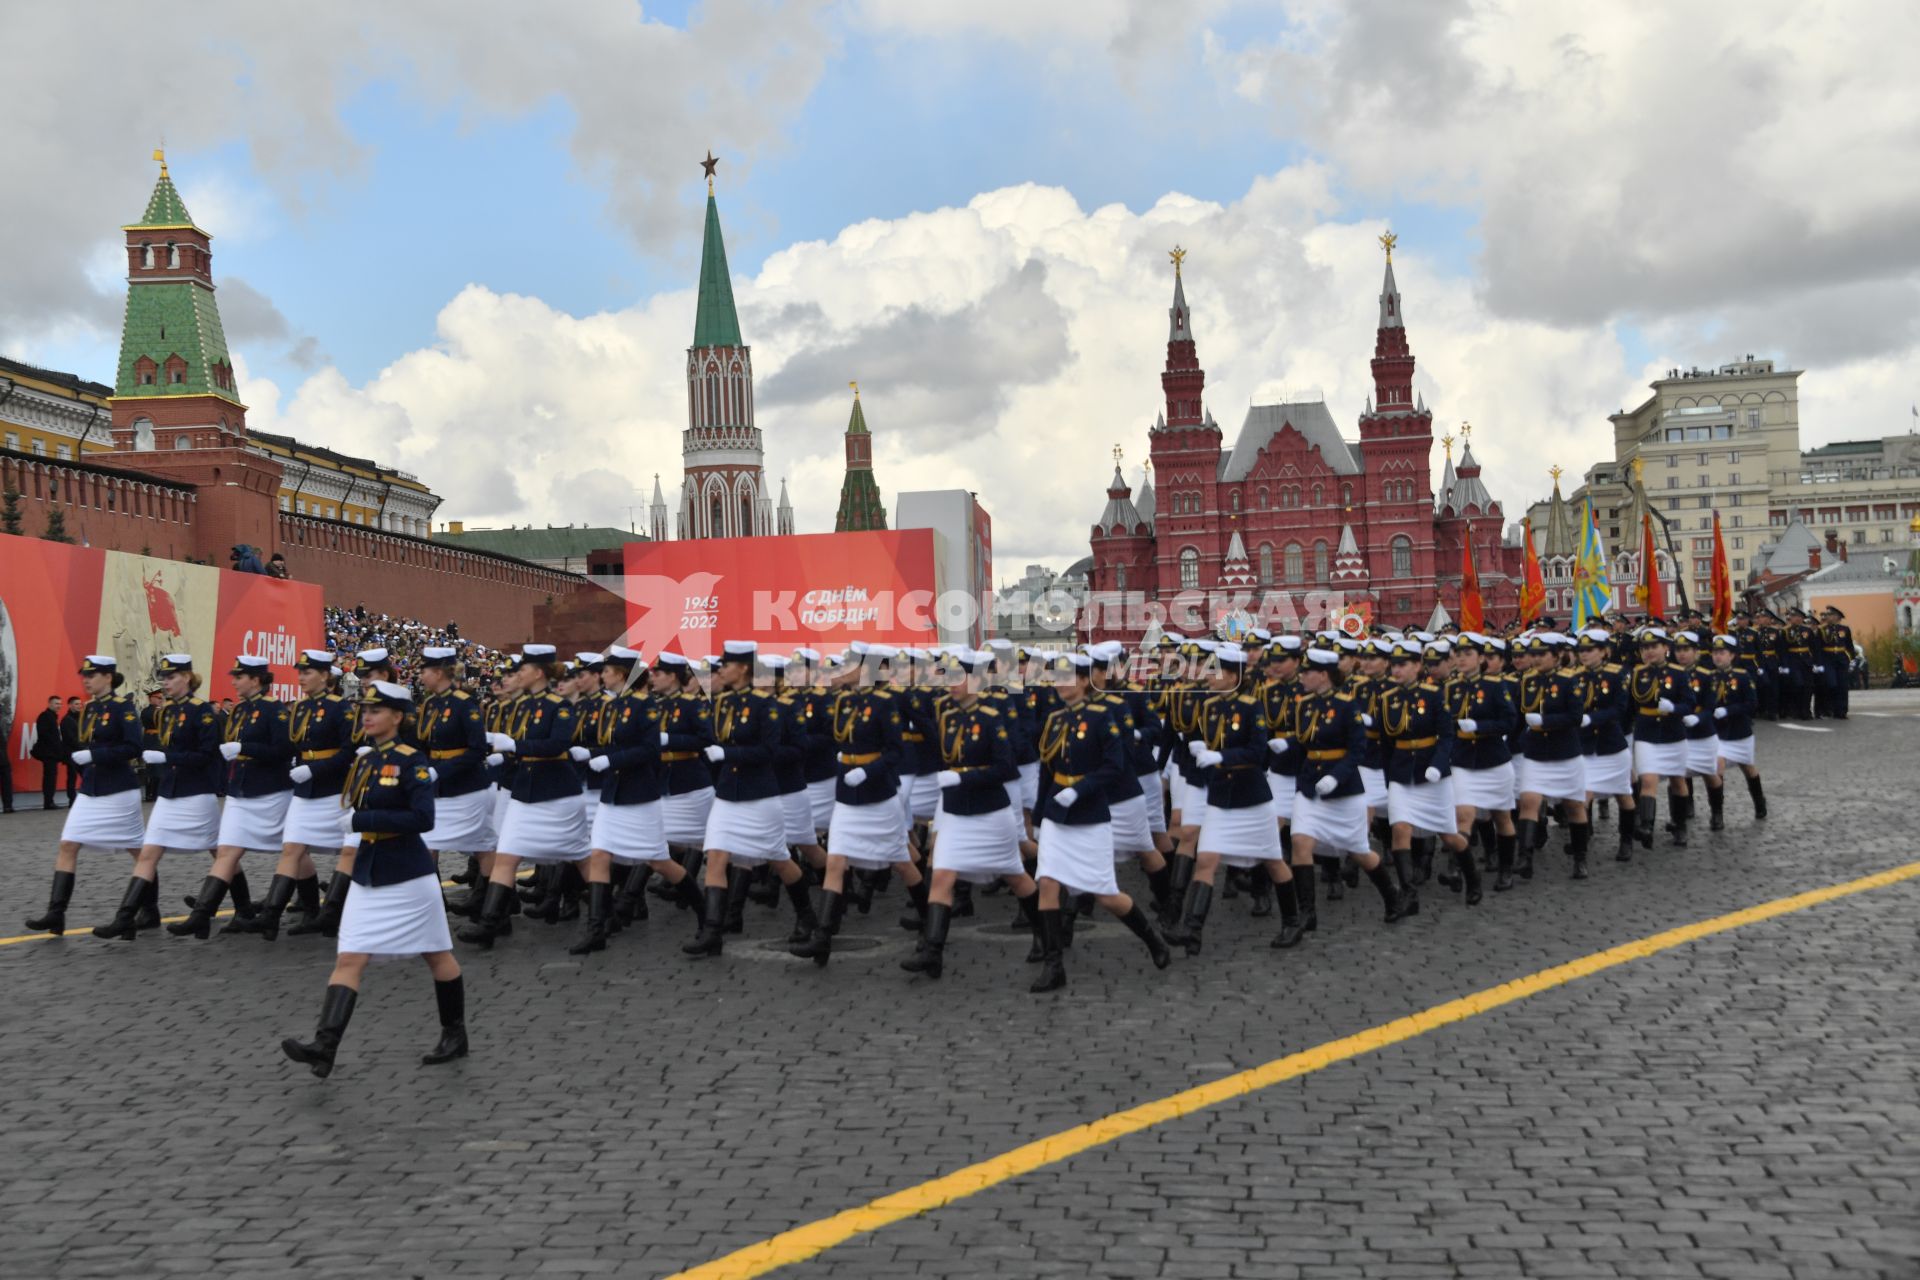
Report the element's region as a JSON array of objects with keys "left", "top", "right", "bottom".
[{"left": 22, "top": 600, "right": 1816, "bottom": 1074}]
